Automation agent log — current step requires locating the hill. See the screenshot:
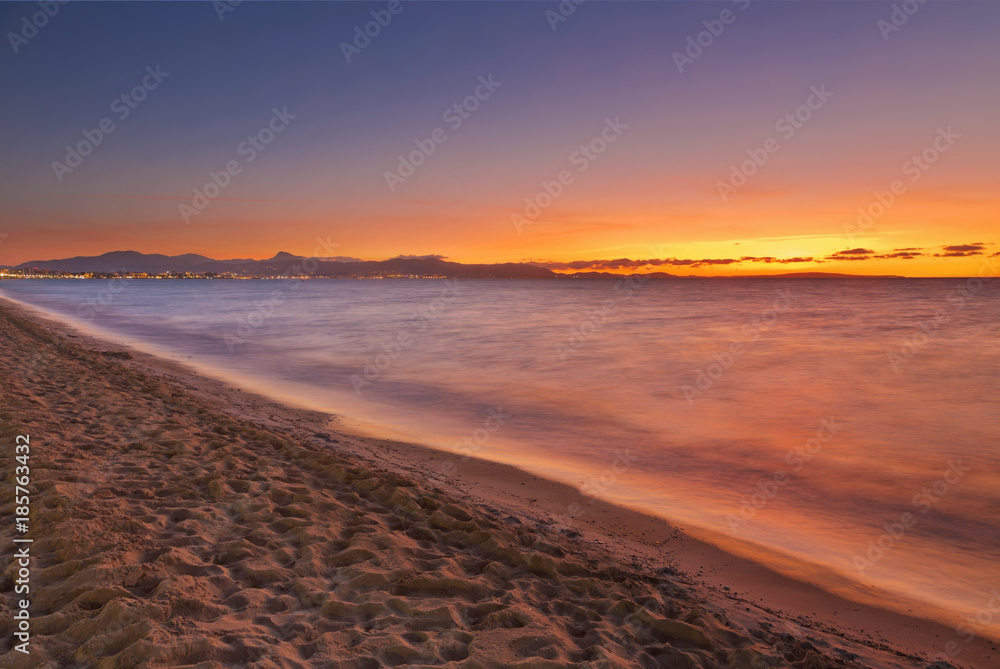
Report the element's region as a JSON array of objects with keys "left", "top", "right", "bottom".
[{"left": 16, "top": 251, "right": 556, "bottom": 279}]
